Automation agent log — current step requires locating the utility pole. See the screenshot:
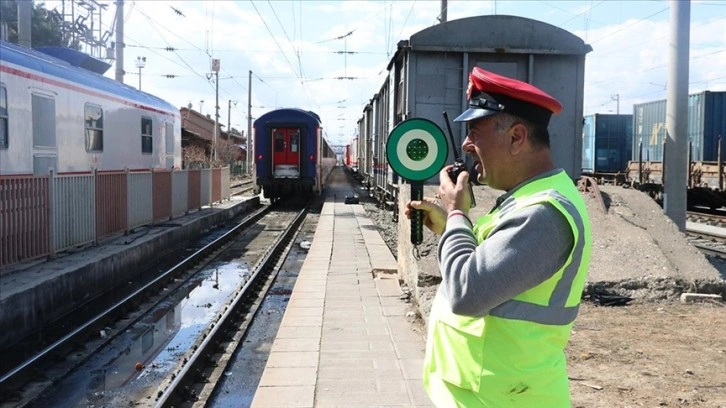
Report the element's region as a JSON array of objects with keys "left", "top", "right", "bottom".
[
  {"left": 247, "top": 70, "right": 252, "bottom": 175},
  {"left": 227, "top": 99, "right": 237, "bottom": 133},
  {"left": 664, "top": 0, "right": 690, "bottom": 231},
  {"left": 135, "top": 56, "right": 146, "bottom": 90},
  {"left": 440, "top": 0, "right": 447, "bottom": 23},
  {"left": 17, "top": 0, "right": 32, "bottom": 48},
  {"left": 211, "top": 58, "right": 220, "bottom": 162},
  {"left": 115, "top": 0, "right": 124, "bottom": 82},
  {"left": 227, "top": 100, "right": 237, "bottom": 133},
  {"left": 611, "top": 94, "right": 620, "bottom": 114}
]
